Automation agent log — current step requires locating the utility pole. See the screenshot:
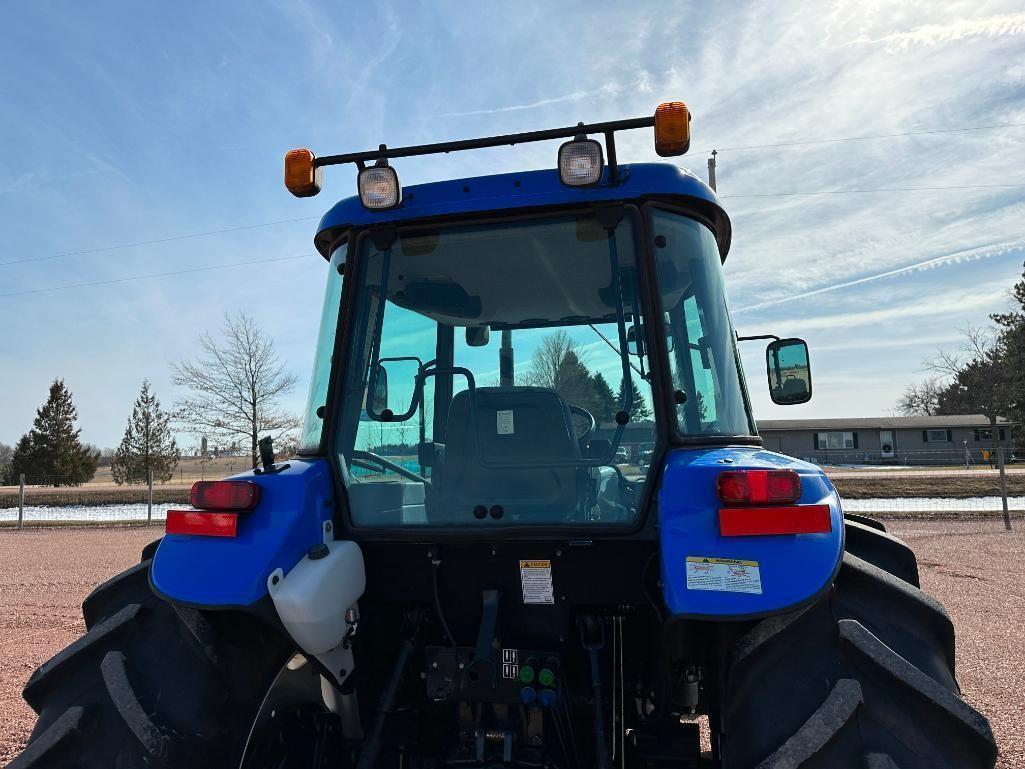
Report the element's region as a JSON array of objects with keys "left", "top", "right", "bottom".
[
  {"left": 500, "top": 330, "right": 514, "bottom": 387},
  {"left": 998, "top": 447, "right": 1012, "bottom": 531},
  {"left": 707, "top": 150, "right": 718, "bottom": 192}
]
